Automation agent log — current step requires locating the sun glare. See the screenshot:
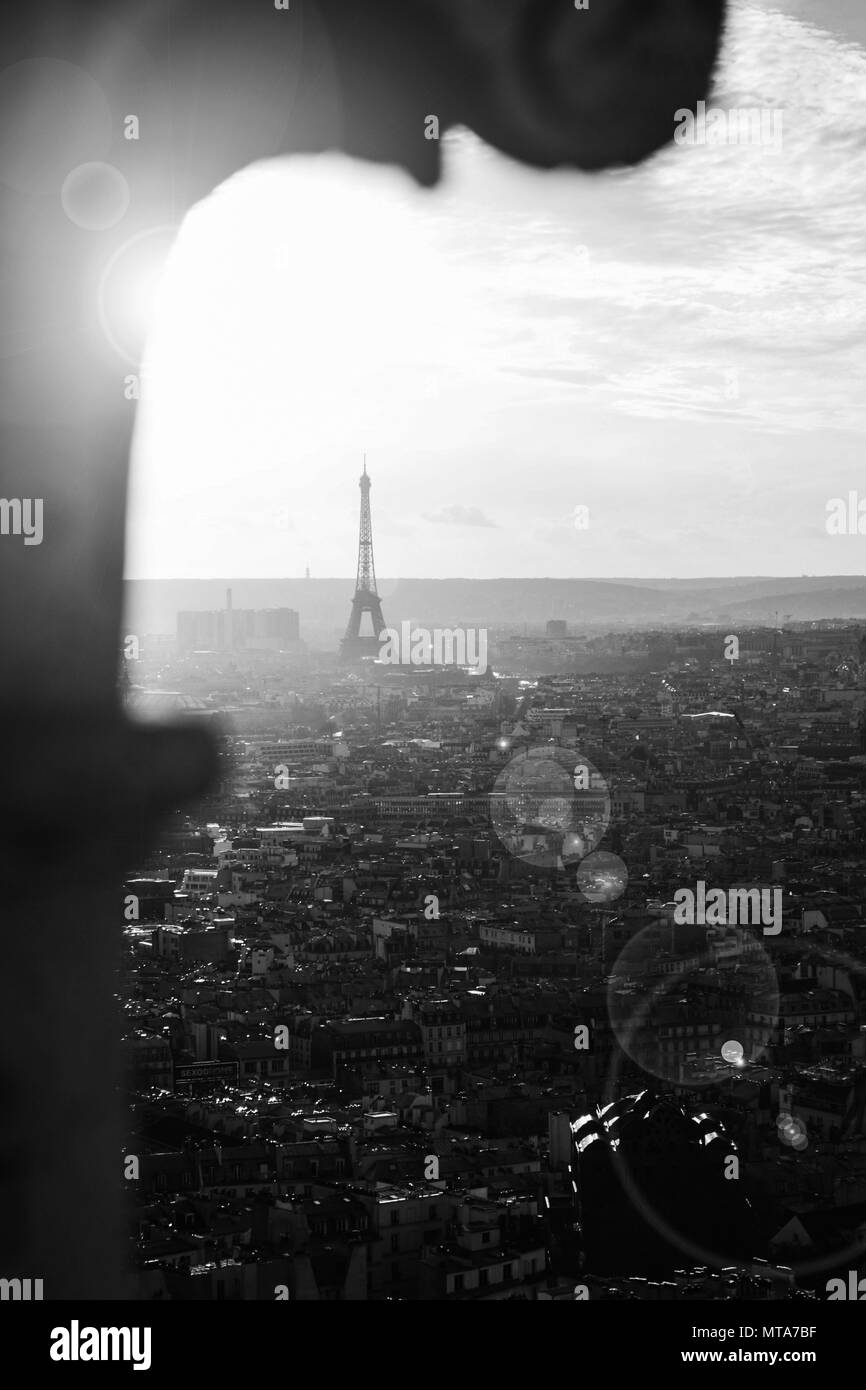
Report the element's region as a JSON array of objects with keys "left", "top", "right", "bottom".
[{"left": 127, "top": 152, "right": 463, "bottom": 578}]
